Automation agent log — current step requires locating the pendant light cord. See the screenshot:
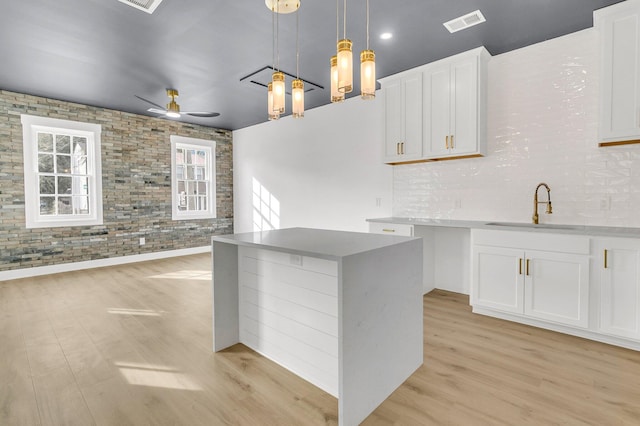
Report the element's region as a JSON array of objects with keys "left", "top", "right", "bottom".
[
  {"left": 343, "top": 0, "right": 347, "bottom": 39},
  {"left": 296, "top": 9, "right": 300, "bottom": 78},
  {"left": 271, "top": 4, "right": 275, "bottom": 70},
  {"left": 366, "top": 0, "right": 369, "bottom": 49},
  {"left": 276, "top": 0, "right": 280, "bottom": 71},
  {"left": 336, "top": 0, "right": 339, "bottom": 43}
]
